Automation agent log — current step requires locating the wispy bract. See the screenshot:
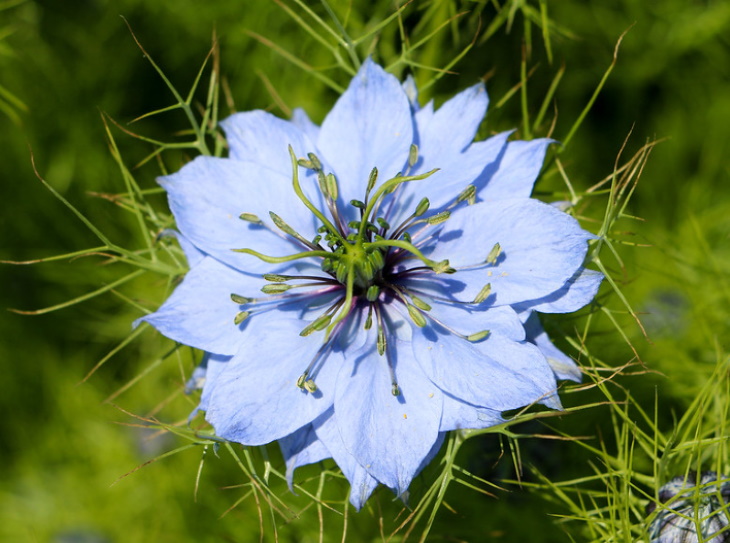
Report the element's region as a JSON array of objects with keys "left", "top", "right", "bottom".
[{"left": 139, "top": 59, "right": 601, "bottom": 508}]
